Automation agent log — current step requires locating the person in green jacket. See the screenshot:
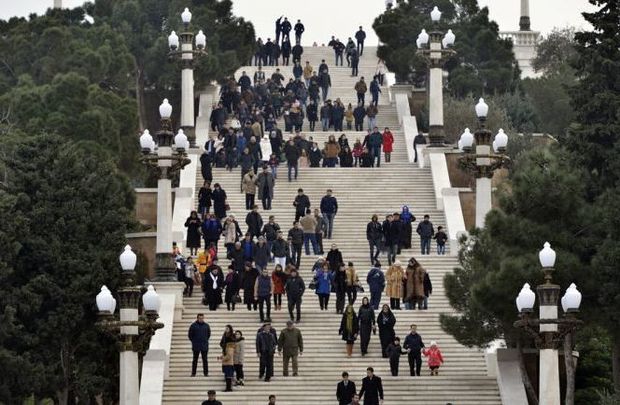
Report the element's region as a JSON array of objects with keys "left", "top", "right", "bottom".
[{"left": 277, "top": 320, "right": 304, "bottom": 376}]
